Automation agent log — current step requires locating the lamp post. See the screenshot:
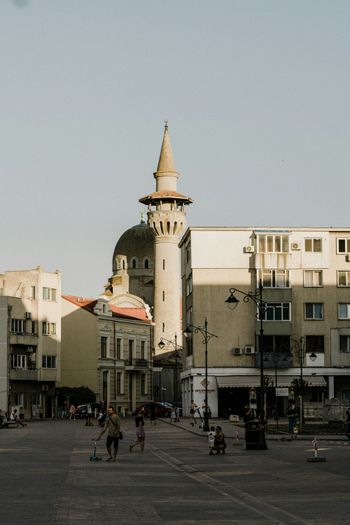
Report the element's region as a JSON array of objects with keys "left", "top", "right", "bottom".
[
  {"left": 158, "top": 334, "right": 183, "bottom": 406},
  {"left": 183, "top": 319, "right": 218, "bottom": 432},
  {"left": 225, "top": 279, "right": 267, "bottom": 450}
]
